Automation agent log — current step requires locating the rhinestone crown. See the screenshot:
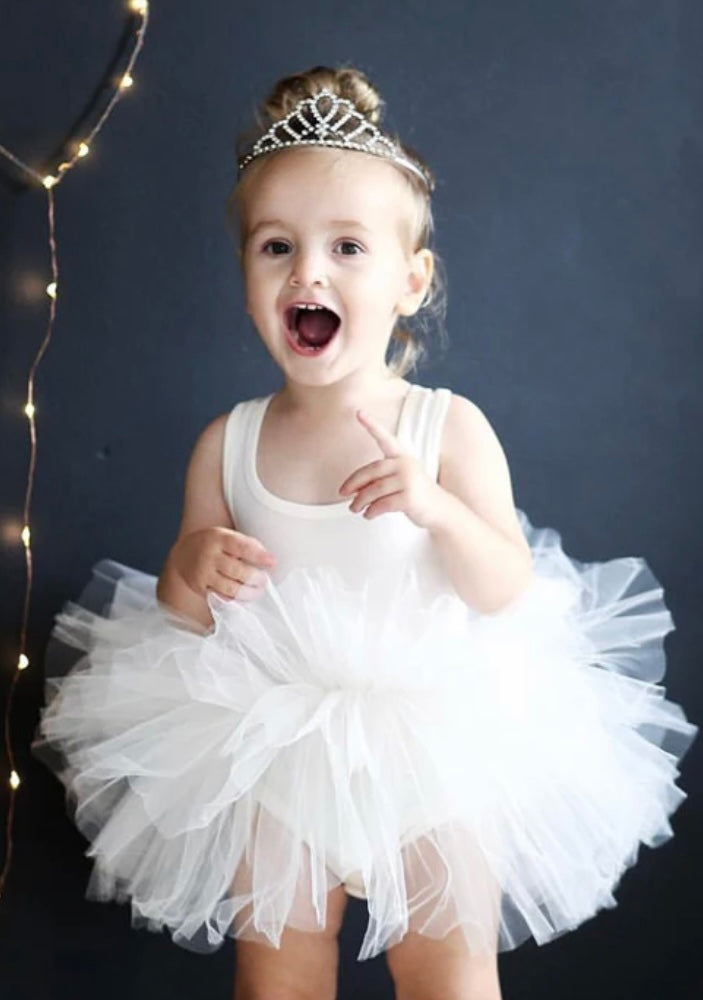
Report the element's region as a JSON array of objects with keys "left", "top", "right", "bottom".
[{"left": 237, "top": 89, "right": 433, "bottom": 191}]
